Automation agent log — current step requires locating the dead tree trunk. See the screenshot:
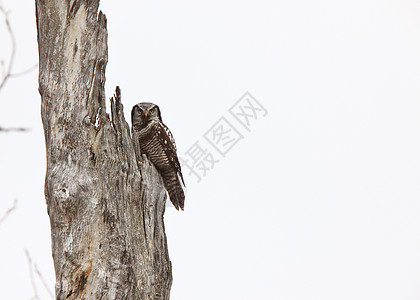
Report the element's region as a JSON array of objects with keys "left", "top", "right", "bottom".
[{"left": 35, "top": 1, "right": 172, "bottom": 299}]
